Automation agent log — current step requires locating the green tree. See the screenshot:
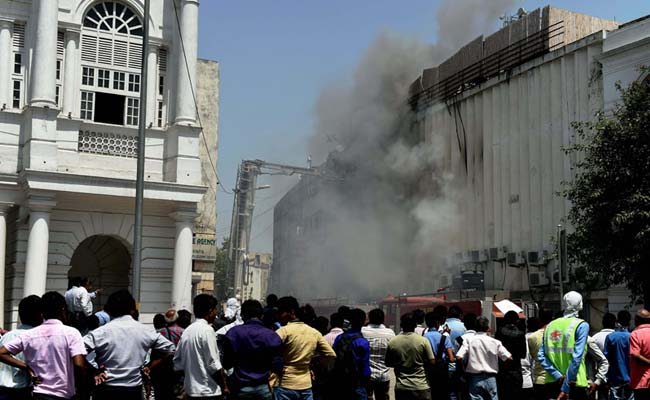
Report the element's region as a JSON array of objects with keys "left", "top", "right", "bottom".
[
  {"left": 214, "top": 237, "right": 230, "bottom": 301},
  {"left": 563, "top": 70, "right": 650, "bottom": 306}
]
